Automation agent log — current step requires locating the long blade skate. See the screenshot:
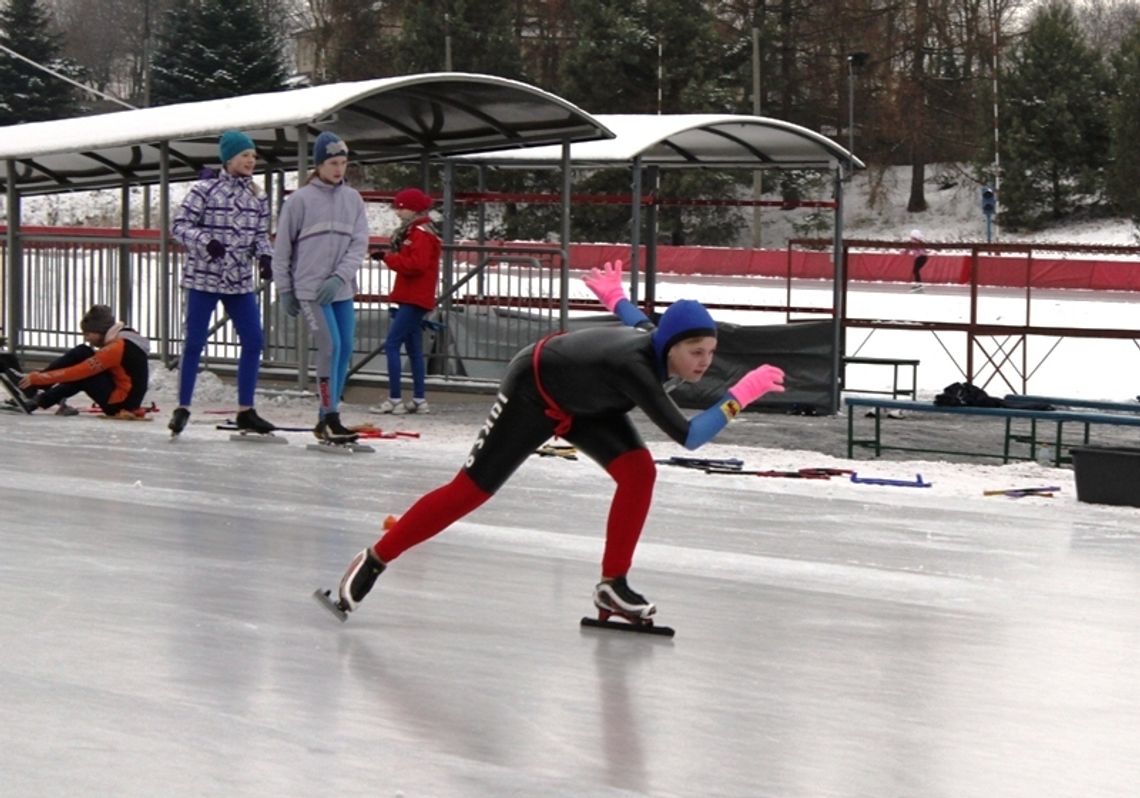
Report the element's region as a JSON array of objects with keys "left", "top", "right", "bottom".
[
  {"left": 0, "top": 372, "right": 33, "bottom": 414},
  {"left": 306, "top": 440, "right": 375, "bottom": 454},
  {"left": 580, "top": 610, "right": 675, "bottom": 637},
  {"left": 312, "top": 588, "right": 348, "bottom": 622},
  {"left": 230, "top": 430, "right": 288, "bottom": 444},
  {"left": 217, "top": 421, "right": 311, "bottom": 433}
]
